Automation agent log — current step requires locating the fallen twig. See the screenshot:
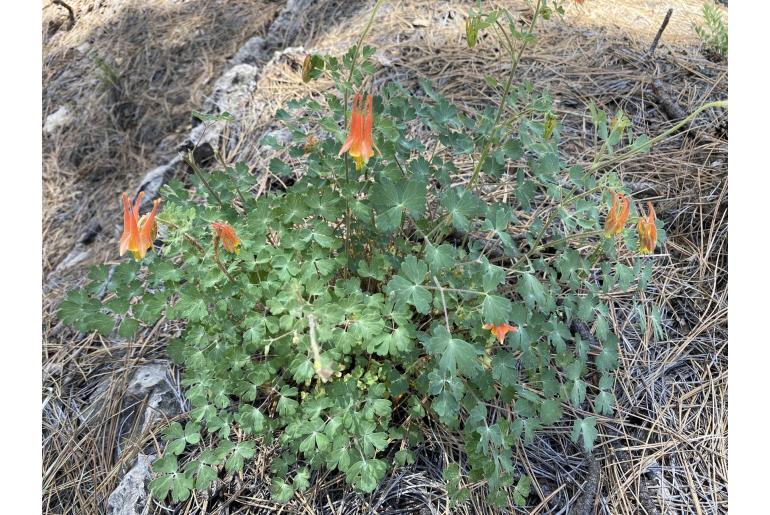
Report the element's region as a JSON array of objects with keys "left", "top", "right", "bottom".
[
  {"left": 647, "top": 8, "right": 673, "bottom": 58},
  {"left": 52, "top": 0, "right": 75, "bottom": 30}
]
